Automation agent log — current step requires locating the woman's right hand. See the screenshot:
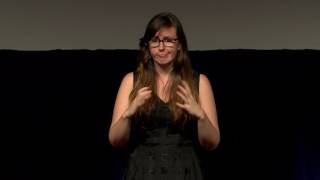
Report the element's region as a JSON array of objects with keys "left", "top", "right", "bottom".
[{"left": 122, "top": 87, "right": 152, "bottom": 119}]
